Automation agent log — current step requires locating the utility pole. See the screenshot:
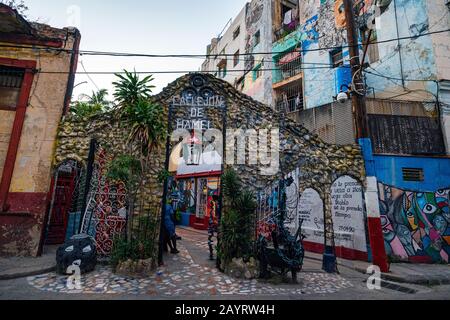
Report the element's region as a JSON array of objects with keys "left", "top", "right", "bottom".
[
  {"left": 343, "top": 0, "right": 369, "bottom": 140},
  {"left": 342, "top": 0, "right": 390, "bottom": 273}
]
